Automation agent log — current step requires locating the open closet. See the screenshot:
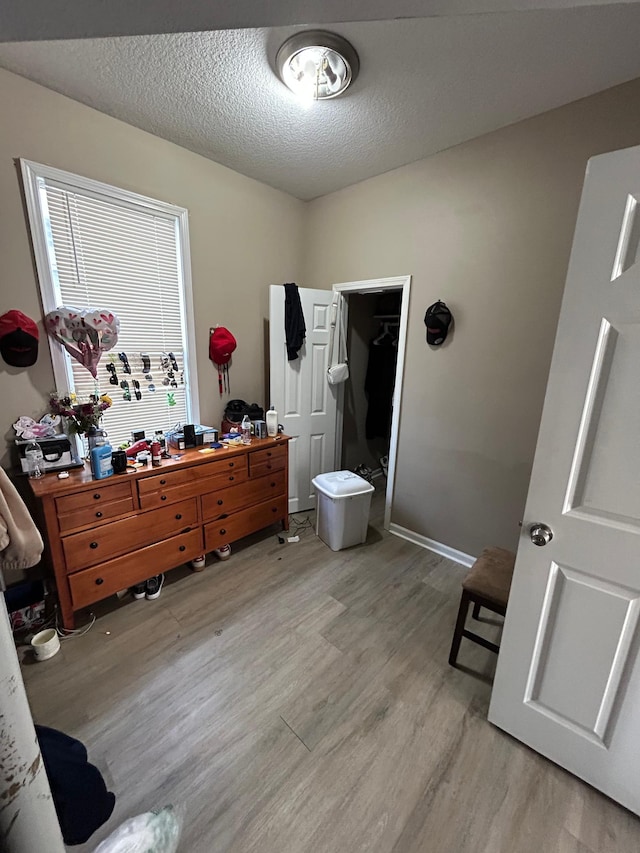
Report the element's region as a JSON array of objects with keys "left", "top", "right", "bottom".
[{"left": 340, "top": 291, "right": 401, "bottom": 479}]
